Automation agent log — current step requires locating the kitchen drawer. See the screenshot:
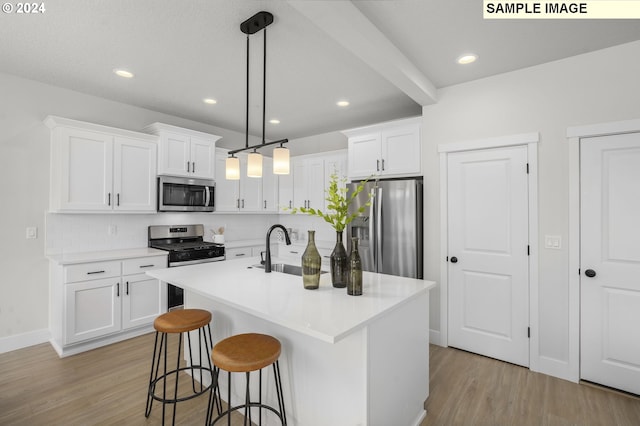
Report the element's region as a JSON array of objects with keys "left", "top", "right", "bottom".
[
  {"left": 226, "top": 247, "right": 252, "bottom": 260},
  {"left": 65, "top": 261, "right": 121, "bottom": 283},
  {"left": 122, "top": 256, "right": 167, "bottom": 275}
]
